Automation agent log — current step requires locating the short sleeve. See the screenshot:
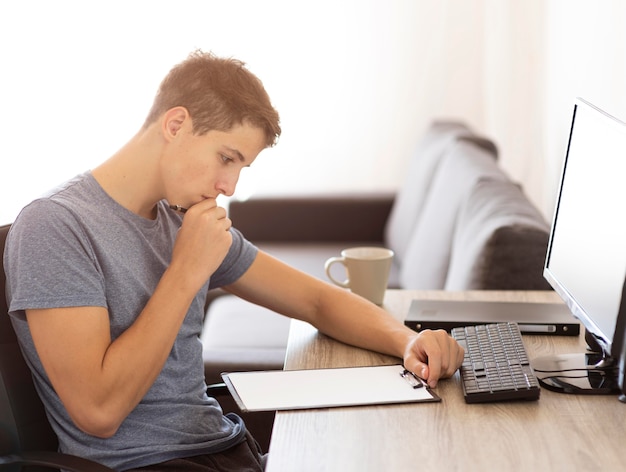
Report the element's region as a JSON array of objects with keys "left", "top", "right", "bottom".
[
  {"left": 208, "top": 227, "right": 258, "bottom": 289},
  {"left": 5, "top": 200, "right": 107, "bottom": 317}
]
